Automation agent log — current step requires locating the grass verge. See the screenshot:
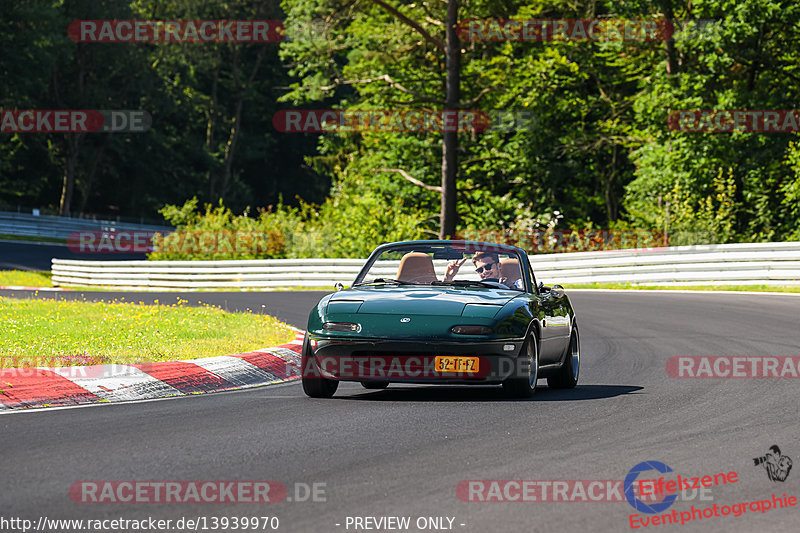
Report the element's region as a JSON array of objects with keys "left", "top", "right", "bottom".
[
  {"left": 0, "top": 296, "right": 297, "bottom": 367},
  {"left": 0, "top": 270, "right": 53, "bottom": 287},
  {"left": 0, "top": 234, "right": 66, "bottom": 244}
]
